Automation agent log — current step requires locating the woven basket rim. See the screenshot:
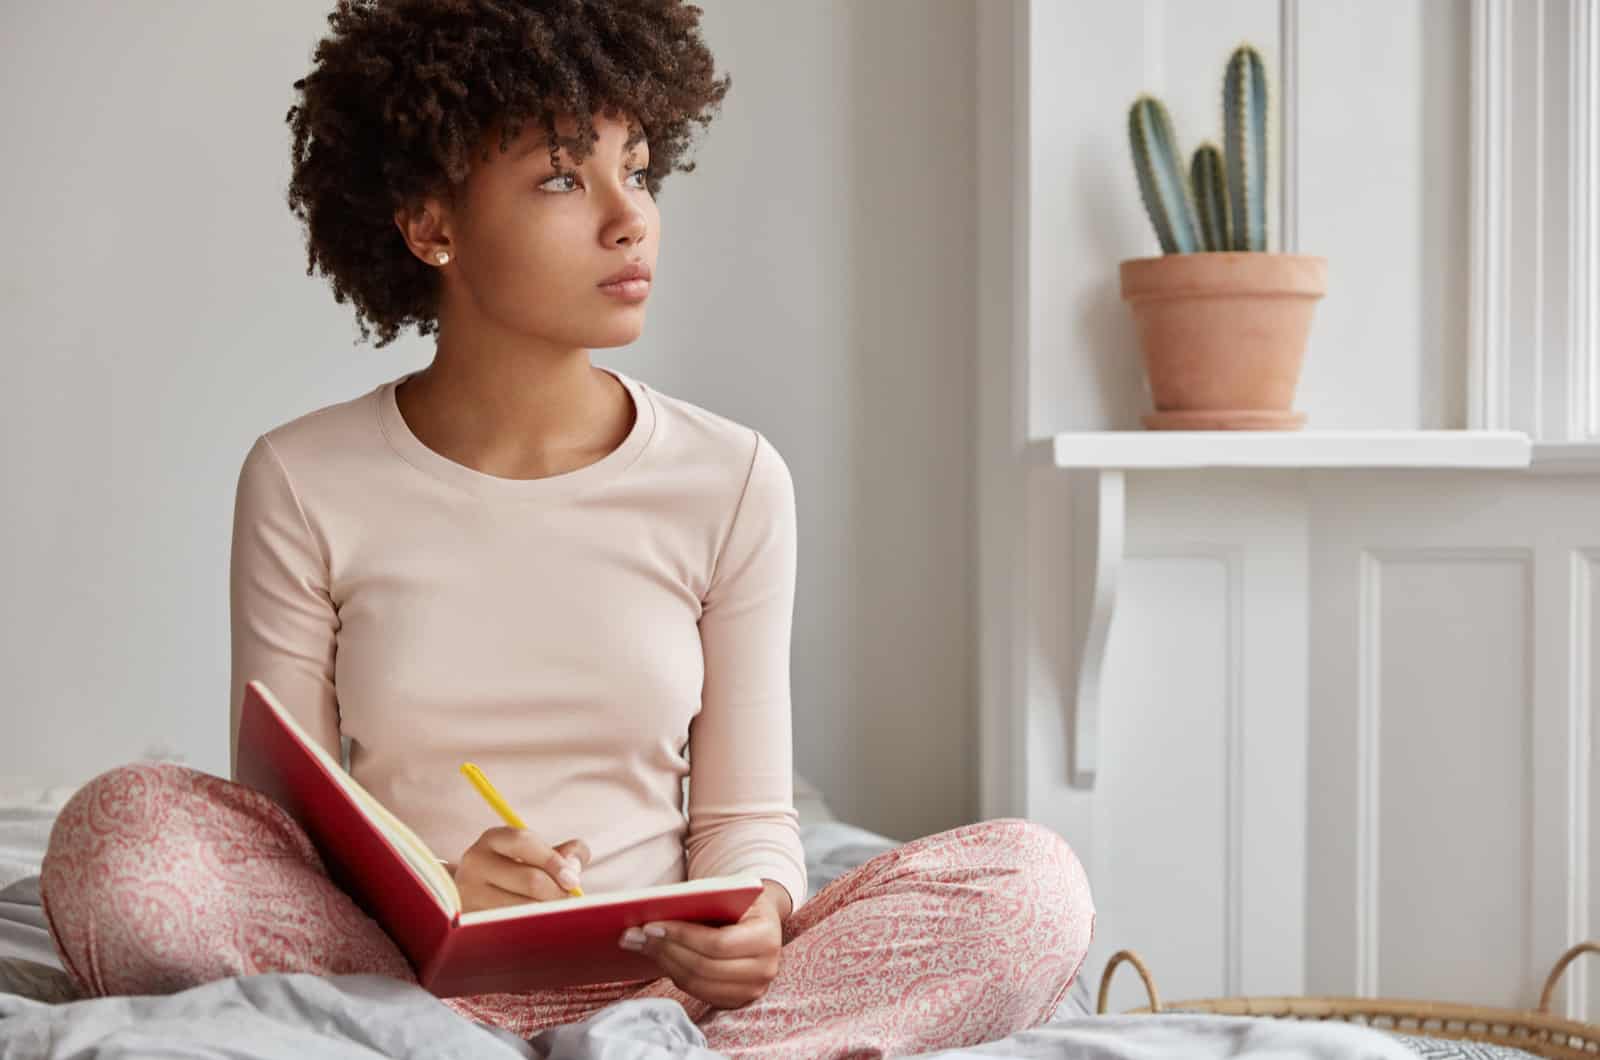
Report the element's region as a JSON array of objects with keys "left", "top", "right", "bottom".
[{"left": 1095, "top": 944, "right": 1600, "bottom": 1054}]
